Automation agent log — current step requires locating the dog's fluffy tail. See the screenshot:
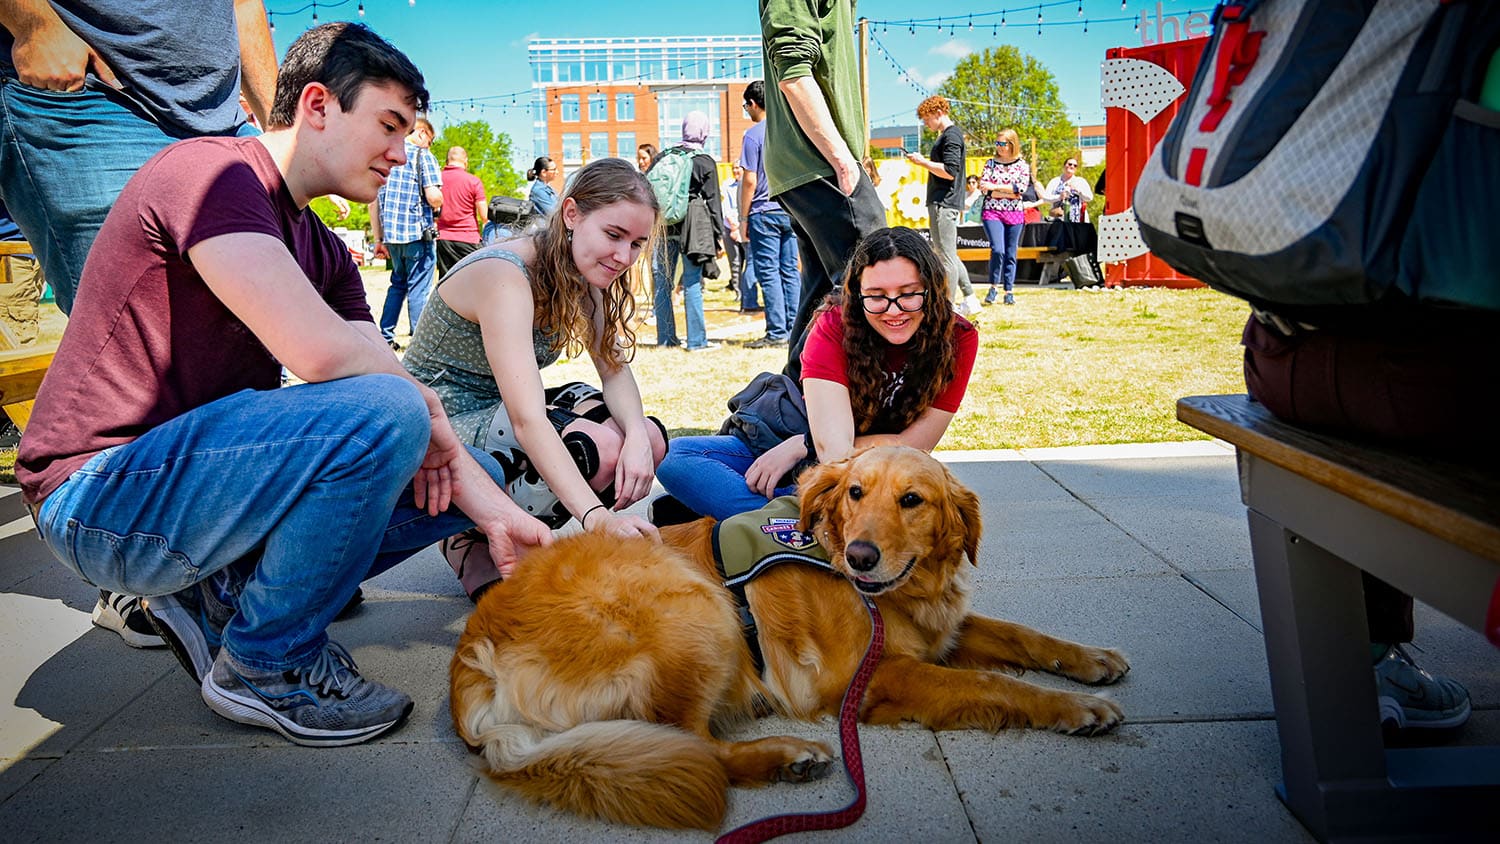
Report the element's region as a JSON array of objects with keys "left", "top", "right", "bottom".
[{"left": 474, "top": 720, "right": 729, "bottom": 830}]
